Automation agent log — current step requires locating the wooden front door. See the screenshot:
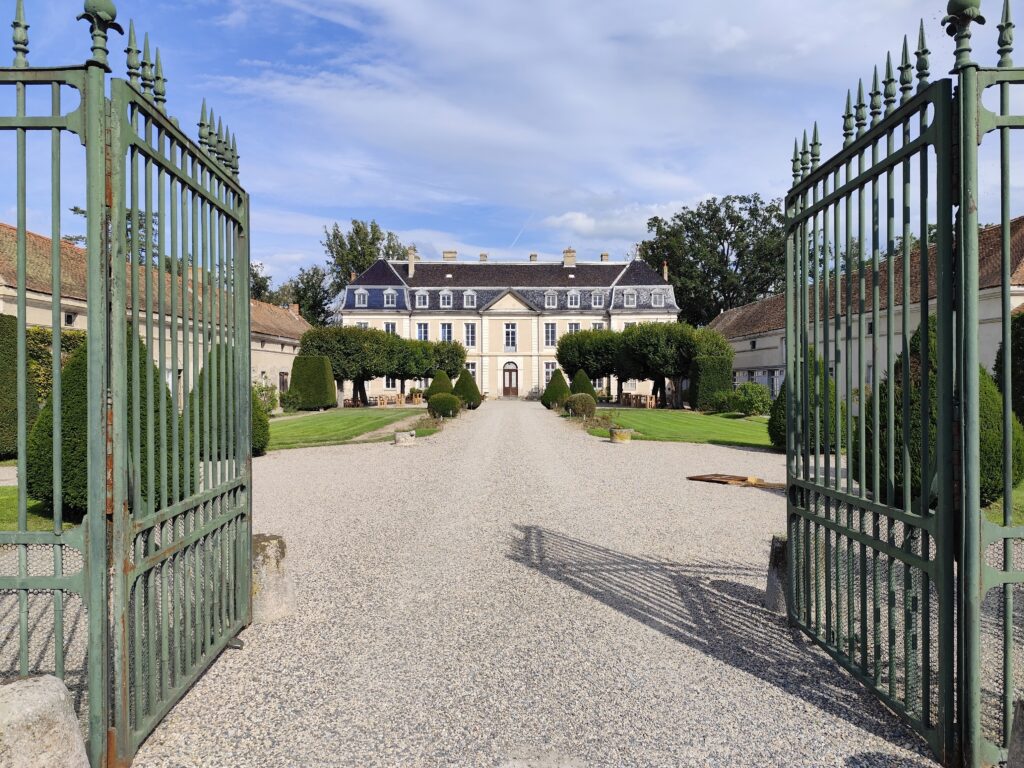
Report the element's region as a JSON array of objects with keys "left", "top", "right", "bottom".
[{"left": 502, "top": 364, "right": 519, "bottom": 397}]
